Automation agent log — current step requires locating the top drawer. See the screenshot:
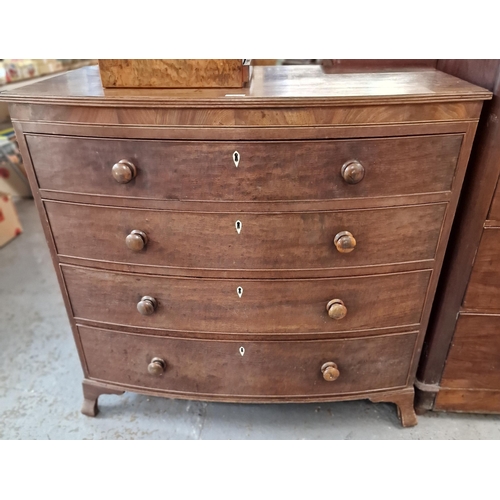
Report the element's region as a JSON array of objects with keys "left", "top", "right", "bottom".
[{"left": 26, "top": 134, "right": 462, "bottom": 202}]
